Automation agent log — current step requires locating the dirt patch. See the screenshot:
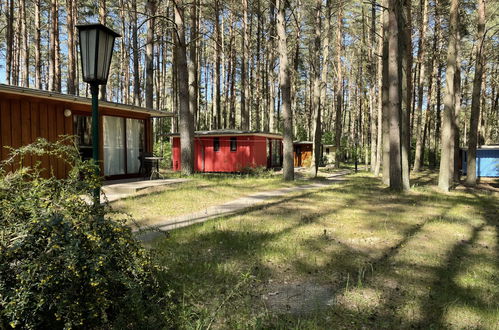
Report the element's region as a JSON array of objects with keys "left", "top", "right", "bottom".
[{"left": 262, "top": 281, "right": 336, "bottom": 315}]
